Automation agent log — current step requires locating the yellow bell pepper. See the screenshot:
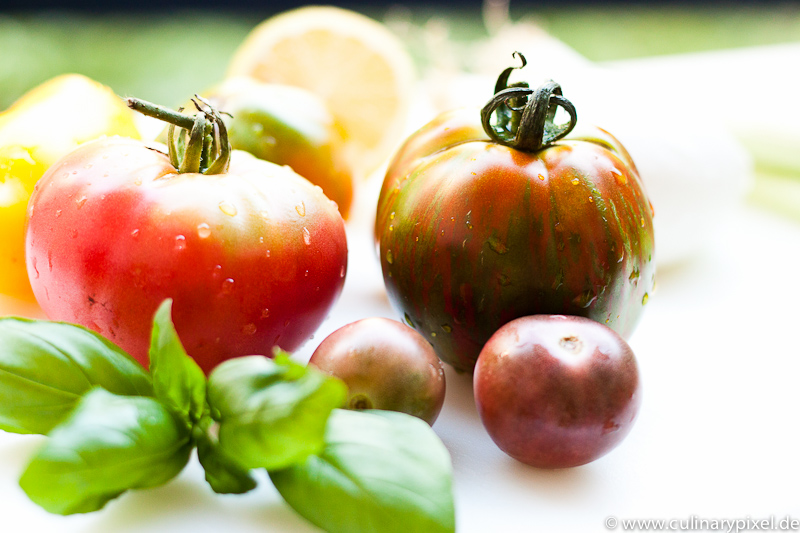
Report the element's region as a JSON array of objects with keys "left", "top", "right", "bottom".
[{"left": 0, "top": 74, "right": 141, "bottom": 302}]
